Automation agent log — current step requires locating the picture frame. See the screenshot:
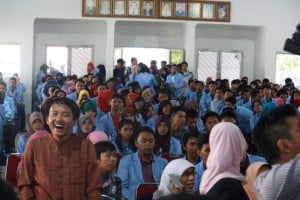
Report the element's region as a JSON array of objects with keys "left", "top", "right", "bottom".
[
  {"left": 160, "top": 1, "right": 173, "bottom": 18},
  {"left": 174, "top": 2, "right": 187, "bottom": 18},
  {"left": 202, "top": 2, "right": 215, "bottom": 20},
  {"left": 83, "top": 0, "right": 97, "bottom": 16},
  {"left": 188, "top": 2, "right": 201, "bottom": 19},
  {"left": 114, "top": 0, "right": 126, "bottom": 16},
  {"left": 128, "top": 0, "right": 141, "bottom": 16},
  {"left": 99, "top": 0, "right": 112, "bottom": 16},
  {"left": 216, "top": 2, "right": 230, "bottom": 21},
  {"left": 141, "top": 1, "right": 155, "bottom": 17}
]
